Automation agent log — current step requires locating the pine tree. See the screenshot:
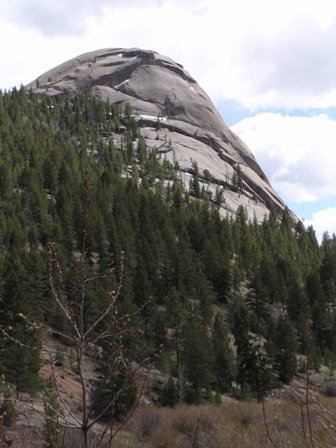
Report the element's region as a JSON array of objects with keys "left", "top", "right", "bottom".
[
  {"left": 273, "top": 317, "right": 298, "bottom": 383},
  {"left": 0, "top": 251, "right": 41, "bottom": 394},
  {"left": 92, "top": 366, "right": 137, "bottom": 422},
  {"left": 1, "top": 323, "right": 41, "bottom": 395},
  {"left": 182, "top": 320, "right": 213, "bottom": 403},
  {"left": 306, "top": 269, "right": 329, "bottom": 354},
  {"left": 230, "top": 298, "right": 271, "bottom": 400},
  {"left": 161, "top": 376, "right": 177, "bottom": 407},
  {"left": 42, "top": 390, "right": 63, "bottom": 448},
  {"left": 212, "top": 314, "right": 236, "bottom": 392}
]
